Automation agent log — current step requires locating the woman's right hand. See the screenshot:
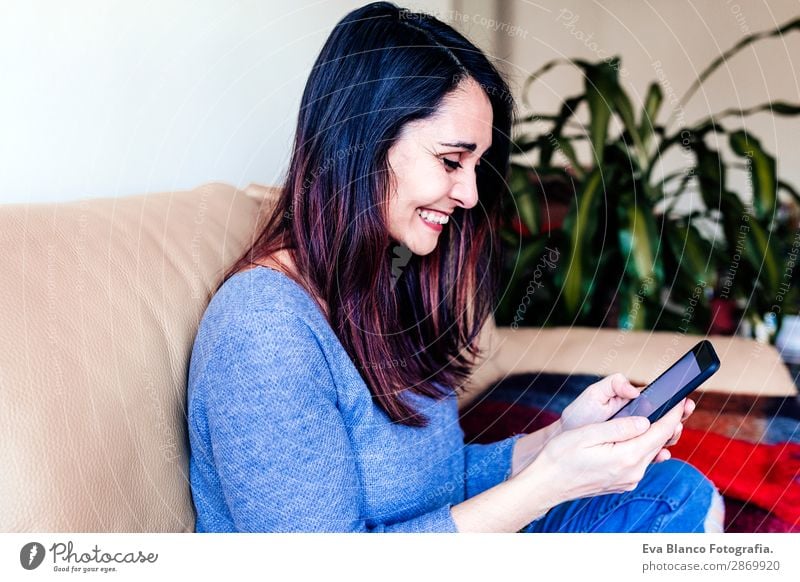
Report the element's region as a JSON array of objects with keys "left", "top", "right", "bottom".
[{"left": 518, "top": 401, "right": 686, "bottom": 509}]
